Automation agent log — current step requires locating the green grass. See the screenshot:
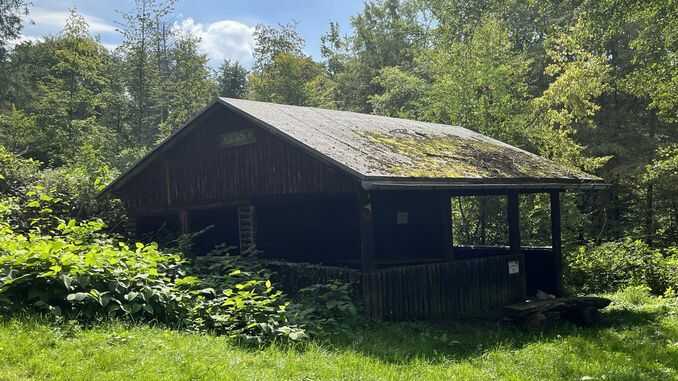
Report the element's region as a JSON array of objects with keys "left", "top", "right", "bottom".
[{"left": 1, "top": 295, "right": 677, "bottom": 381}]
